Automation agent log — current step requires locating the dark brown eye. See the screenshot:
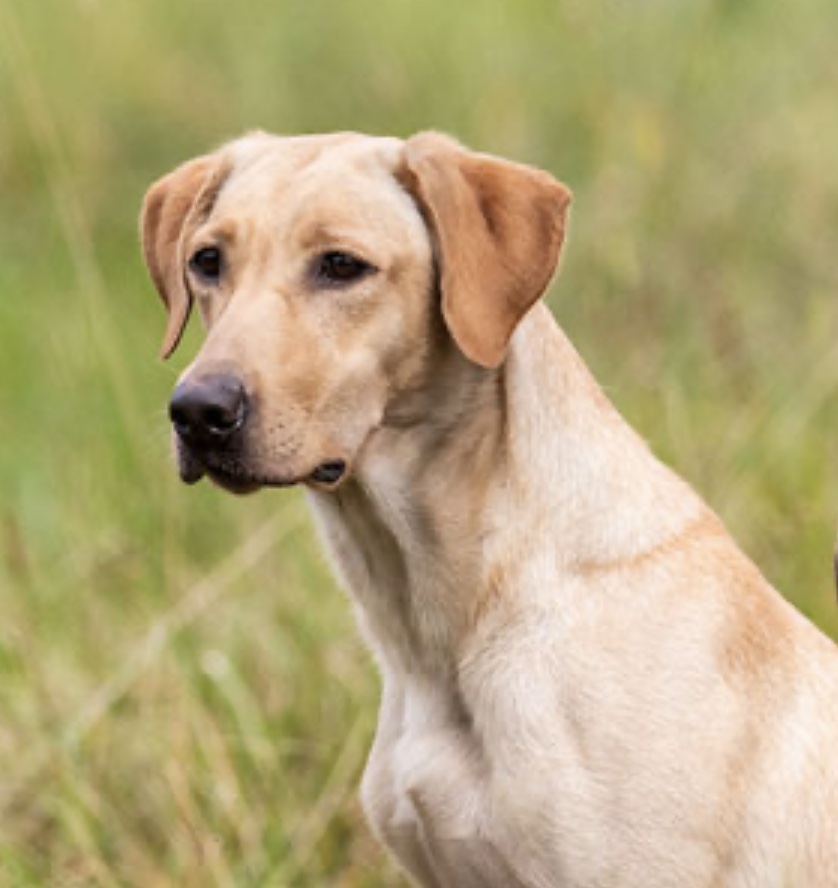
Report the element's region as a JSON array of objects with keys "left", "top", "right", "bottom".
[
  {"left": 189, "top": 246, "right": 222, "bottom": 281},
  {"left": 316, "top": 251, "right": 374, "bottom": 286}
]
